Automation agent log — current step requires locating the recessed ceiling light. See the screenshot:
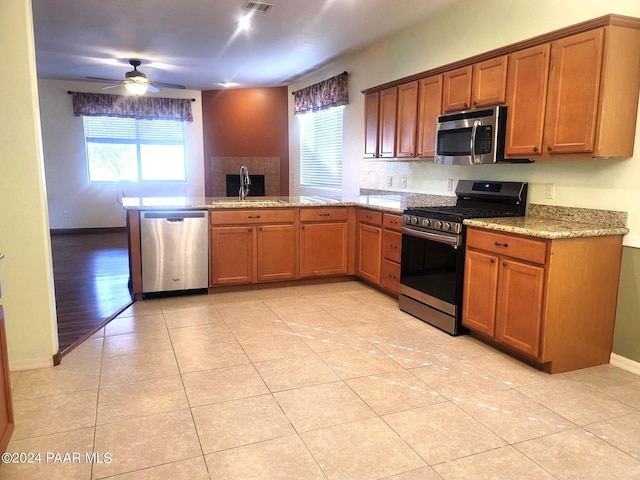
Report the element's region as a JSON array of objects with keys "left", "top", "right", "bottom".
[{"left": 236, "top": 18, "right": 252, "bottom": 29}]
